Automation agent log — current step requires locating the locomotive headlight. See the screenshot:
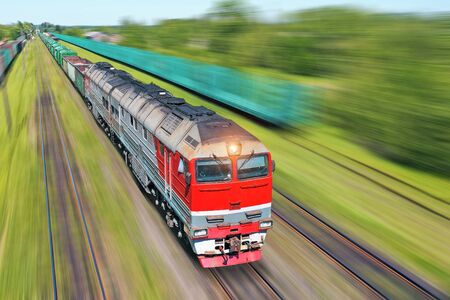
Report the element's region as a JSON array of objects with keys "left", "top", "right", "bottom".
[
  {"left": 259, "top": 220, "right": 273, "bottom": 229},
  {"left": 193, "top": 229, "right": 208, "bottom": 237},
  {"left": 227, "top": 143, "right": 242, "bottom": 156}
]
